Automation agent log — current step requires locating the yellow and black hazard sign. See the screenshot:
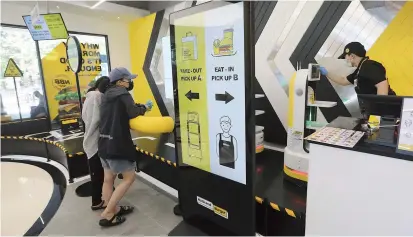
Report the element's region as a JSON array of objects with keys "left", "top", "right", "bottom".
[{"left": 4, "top": 58, "right": 23, "bottom": 77}]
